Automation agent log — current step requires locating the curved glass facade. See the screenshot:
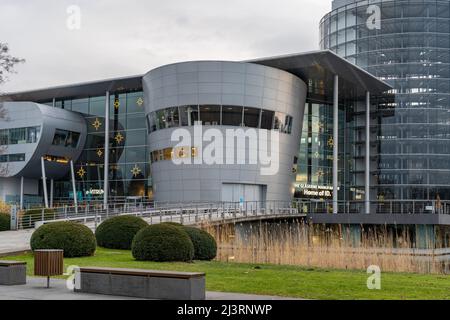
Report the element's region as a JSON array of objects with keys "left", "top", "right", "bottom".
[
  {"left": 147, "top": 105, "right": 294, "bottom": 134},
  {"left": 321, "top": 0, "right": 450, "bottom": 201},
  {"left": 51, "top": 91, "right": 152, "bottom": 201}
]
